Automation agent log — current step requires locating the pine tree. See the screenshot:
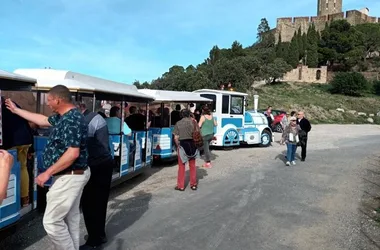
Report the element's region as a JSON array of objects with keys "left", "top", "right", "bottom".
[
  {"left": 297, "top": 27, "right": 304, "bottom": 60},
  {"left": 277, "top": 42, "right": 290, "bottom": 61},
  {"left": 302, "top": 33, "right": 308, "bottom": 64},
  {"left": 276, "top": 34, "right": 282, "bottom": 54},
  {"left": 287, "top": 33, "right": 300, "bottom": 67},
  {"left": 306, "top": 23, "right": 319, "bottom": 67}
]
